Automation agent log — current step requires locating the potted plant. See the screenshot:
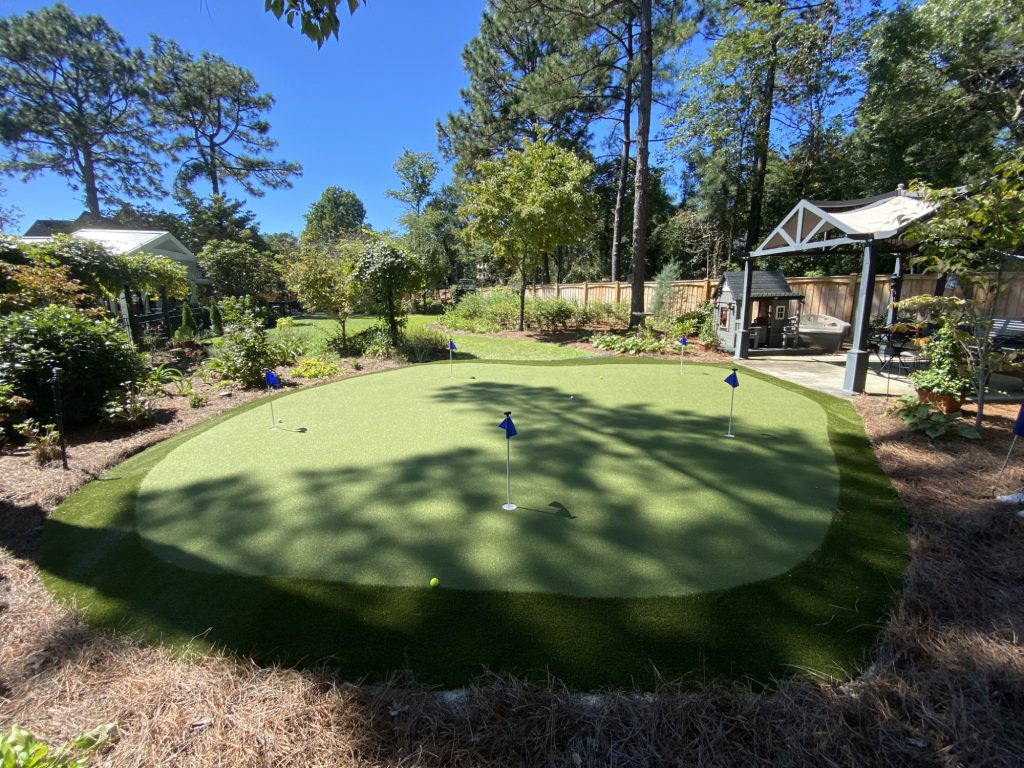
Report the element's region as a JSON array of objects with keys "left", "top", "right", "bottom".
[{"left": 908, "top": 322, "right": 972, "bottom": 413}]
